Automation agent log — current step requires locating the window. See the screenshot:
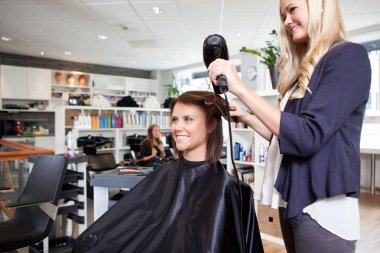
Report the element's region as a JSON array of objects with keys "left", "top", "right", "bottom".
[
  {"left": 362, "top": 39, "right": 380, "bottom": 112},
  {"left": 367, "top": 50, "right": 379, "bottom": 111}
]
